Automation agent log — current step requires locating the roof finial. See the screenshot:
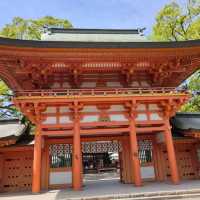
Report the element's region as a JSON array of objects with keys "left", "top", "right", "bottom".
[{"left": 137, "top": 27, "right": 146, "bottom": 36}]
